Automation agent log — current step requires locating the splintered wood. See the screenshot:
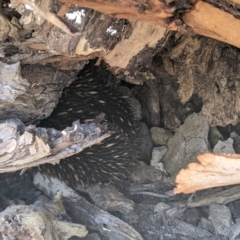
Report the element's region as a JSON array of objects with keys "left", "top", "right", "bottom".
[
  {"left": 17, "top": 0, "right": 81, "bottom": 36},
  {"left": 183, "top": 1, "right": 240, "bottom": 48},
  {"left": 55, "top": 0, "right": 240, "bottom": 49},
  {"left": 0, "top": 119, "right": 109, "bottom": 174},
  {"left": 174, "top": 153, "right": 240, "bottom": 194},
  {"left": 56, "top": 0, "right": 175, "bottom": 27}
]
